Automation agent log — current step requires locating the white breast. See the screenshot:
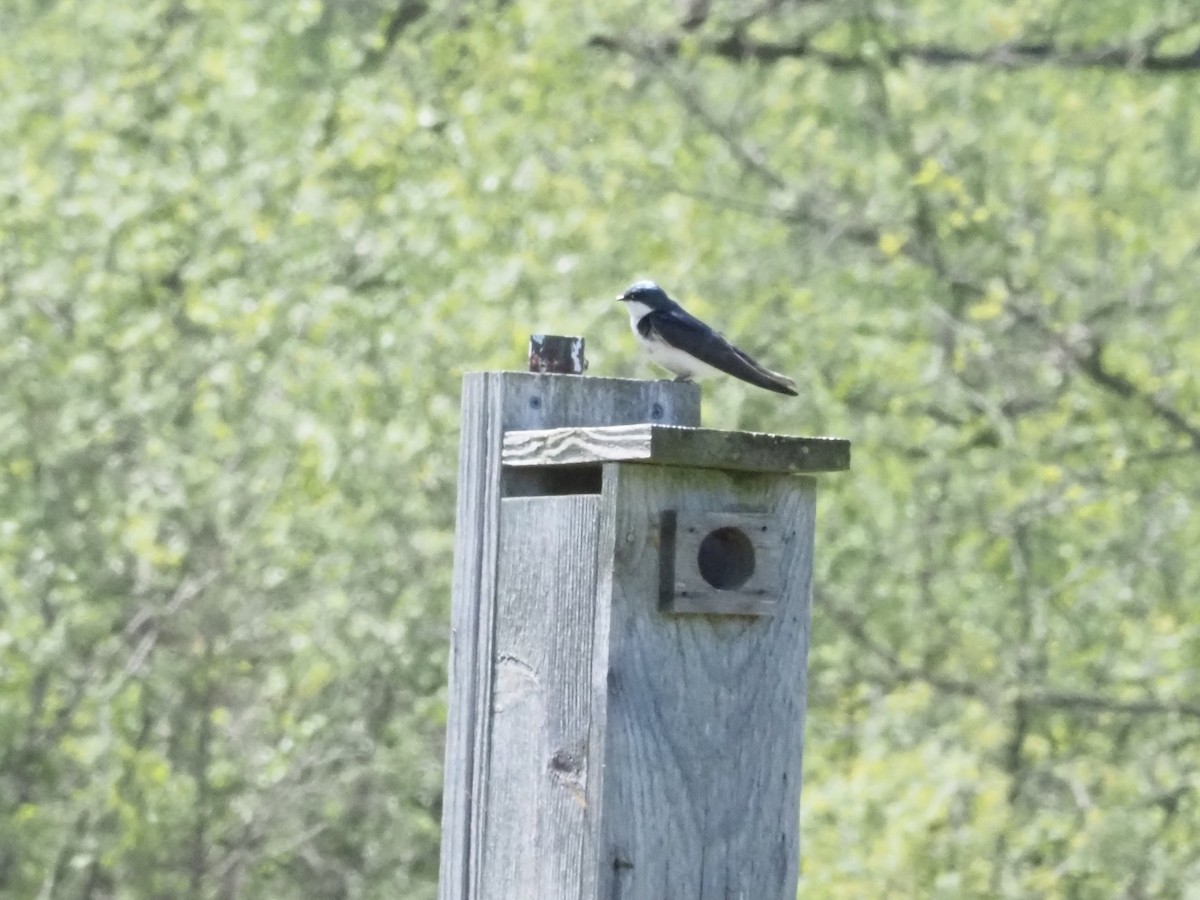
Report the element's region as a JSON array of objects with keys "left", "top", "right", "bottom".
[{"left": 627, "top": 306, "right": 719, "bottom": 380}]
